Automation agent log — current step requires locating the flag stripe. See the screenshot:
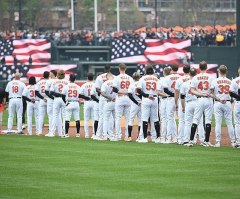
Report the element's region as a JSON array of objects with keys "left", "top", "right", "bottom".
[
  {"left": 144, "top": 48, "right": 189, "bottom": 56},
  {"left": 145, "top": 39, "right": 191, "bottom": 47}
]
